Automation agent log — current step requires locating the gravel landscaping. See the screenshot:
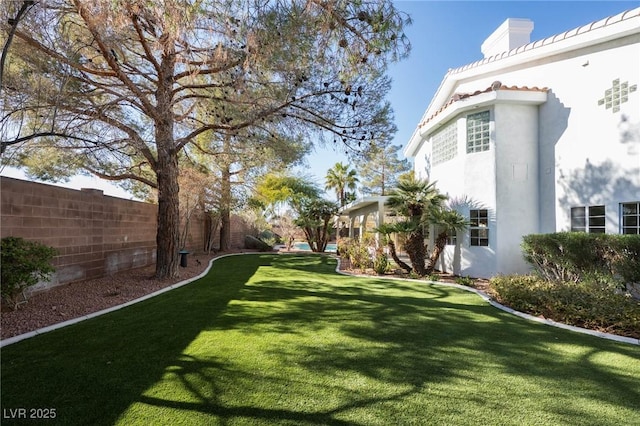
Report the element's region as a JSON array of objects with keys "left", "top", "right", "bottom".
[{"left": 1, "top": 252, "right": 218, "bottom": 339}]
